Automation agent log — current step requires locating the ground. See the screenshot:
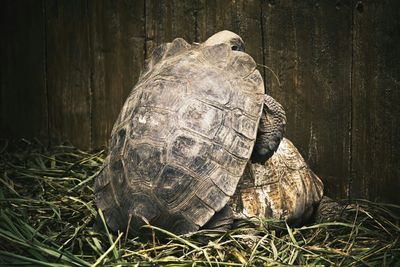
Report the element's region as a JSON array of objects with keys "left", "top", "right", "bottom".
[{"left": 0, "top": 140, "right": 399, "bottom": 266}]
